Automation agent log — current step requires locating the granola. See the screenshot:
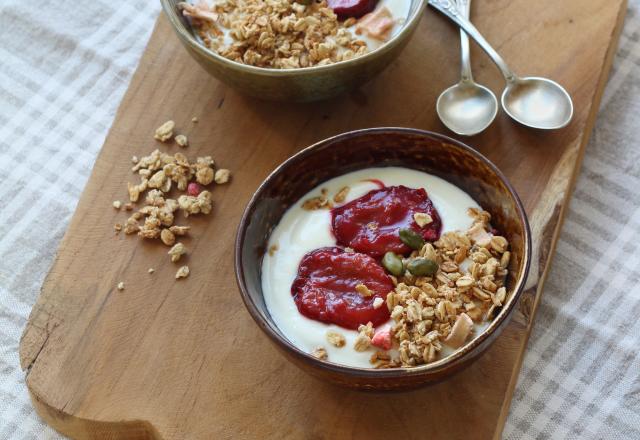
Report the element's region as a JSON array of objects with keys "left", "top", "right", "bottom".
[
  {"left": 333, "top": 186, "right": 350, "bottom": 203},
  {"left": 168, "top": 242, "right": 187, "bottom": 262},
  {"left": 353, "top": 322, "right": 373, "bottom": 352},
  {"left": 302, "top": 188, "right": 332, "bottom": 210},
  {"left": 179, "top": 0, "right": 372, "bottom": 69},
  {"left": 113, "top": 125, "right": 231, "bottom": 278},
  {"left": 154, "top": 120, "right": 175, "bottom": 142},
  {"left": 160, "top": 228, "right": 176, "bottom": 246},
  {"left": 311, "top": 346, "right": 328, "bottom": 360},
  {"left": 214, "top": 168, "right": 231, "bottom": 184},
  {"left": 176, "top": 265, "right": 190, "bottom": 279},
  {"left": 326, "top": 331, "right": 346, "bottom": 348},
  {"left": 175, "top": 134, "right": 189, "bottom": 148},
  {"left": 382, "top": 209, "right": 511, "bottom": 367}
]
